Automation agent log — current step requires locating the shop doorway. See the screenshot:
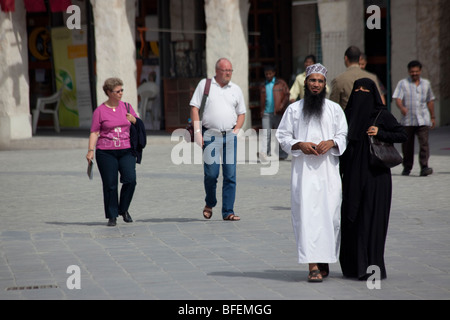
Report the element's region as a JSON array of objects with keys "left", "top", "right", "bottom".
[
  {"left": 248, "top": 0, "right": 292, "bottom": 129},
  {"left": 364, "top": 0, "right": 389, "bottom": 107}
]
